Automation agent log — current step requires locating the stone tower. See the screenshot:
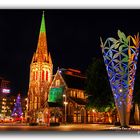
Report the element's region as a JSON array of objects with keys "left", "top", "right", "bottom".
[{"left": 27, "top": 12, "right": 53, "bottom": 121}]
